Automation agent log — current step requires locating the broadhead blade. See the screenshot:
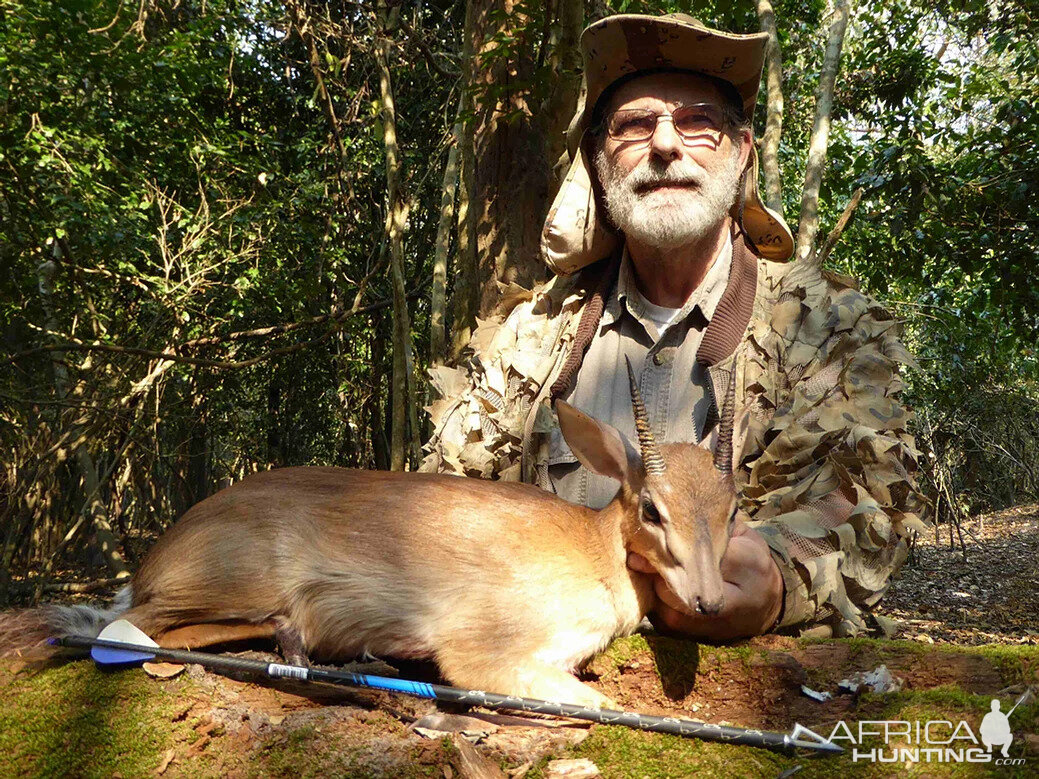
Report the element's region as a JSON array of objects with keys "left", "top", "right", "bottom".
[
  {"left": 92, "top": 619, "right": 159, "bottom": 666},
  {"left": 788, "top": 723, "right": 843, "bottom": 754}
]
